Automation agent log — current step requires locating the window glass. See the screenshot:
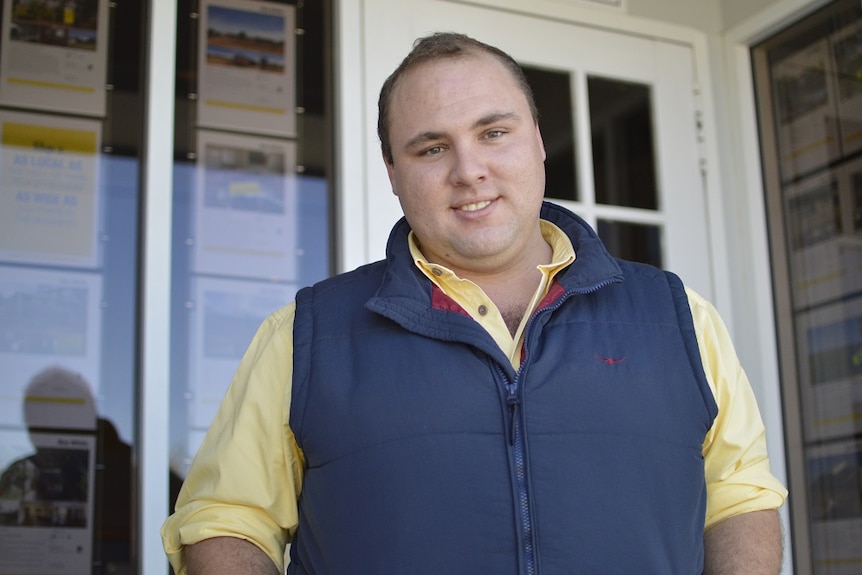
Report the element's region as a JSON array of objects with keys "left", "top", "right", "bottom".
[
  {"left": 752, "top": 0, "right": 862, "bottom": 571},
  {"left": 597, "top": 219, "right": 663, "bottom": 268},
  {"left": 0, "top": 0, "right": 146, "bottom": 572},
  {"left": 589, "top": 76, "right": 657, "bottom": 210},
  {"left": 523, "top": 66, "right": 577, "bottom": 202},
  {"left": 167, "top": 0, "right": 333, "bottom": 510}
]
